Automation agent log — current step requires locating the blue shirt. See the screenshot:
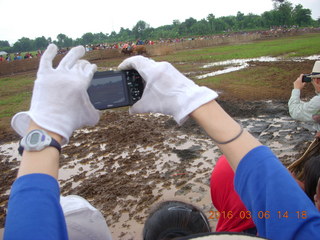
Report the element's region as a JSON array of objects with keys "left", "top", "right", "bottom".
[
  {"left": 235, "top": 146, "right": 320, "bottom": 239},
  {"left": 4, "top": 174, "right": 68, "bottom": 240}
]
